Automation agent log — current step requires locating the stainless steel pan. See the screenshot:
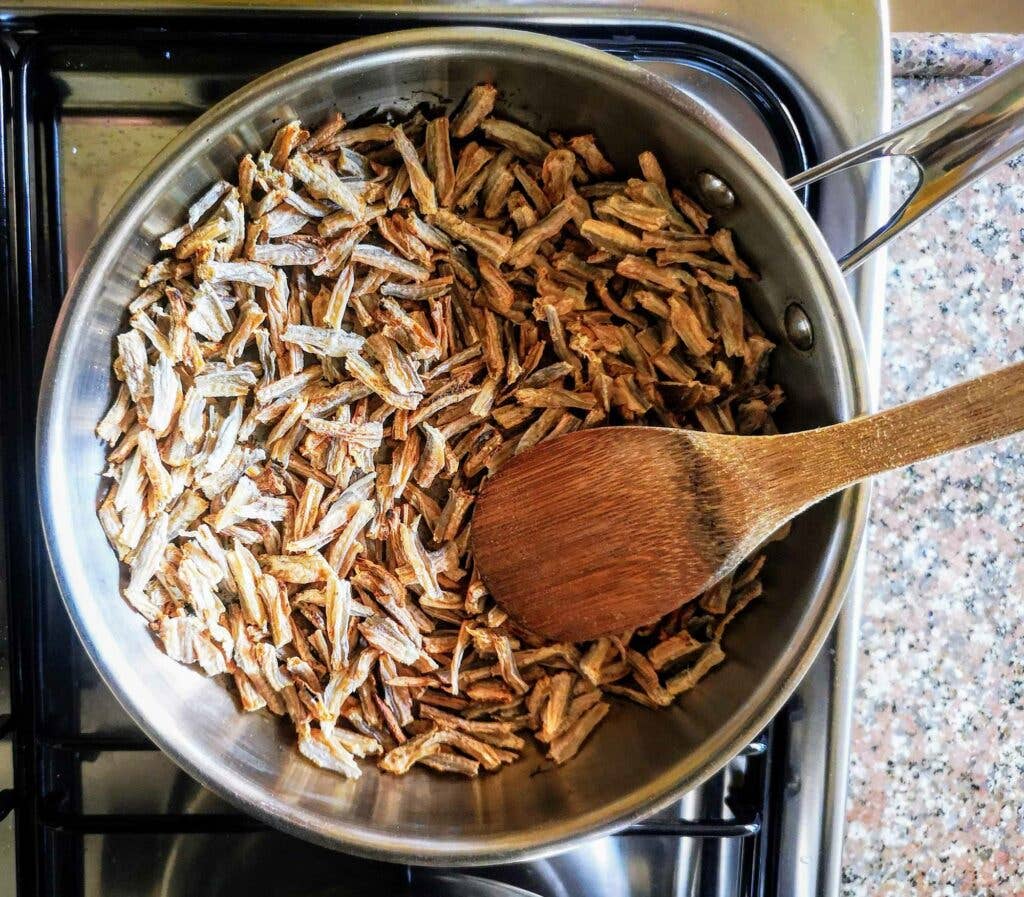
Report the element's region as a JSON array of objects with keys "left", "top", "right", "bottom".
[{"left": 36, "top": 27, "right": 1024, "bottom": 865}]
